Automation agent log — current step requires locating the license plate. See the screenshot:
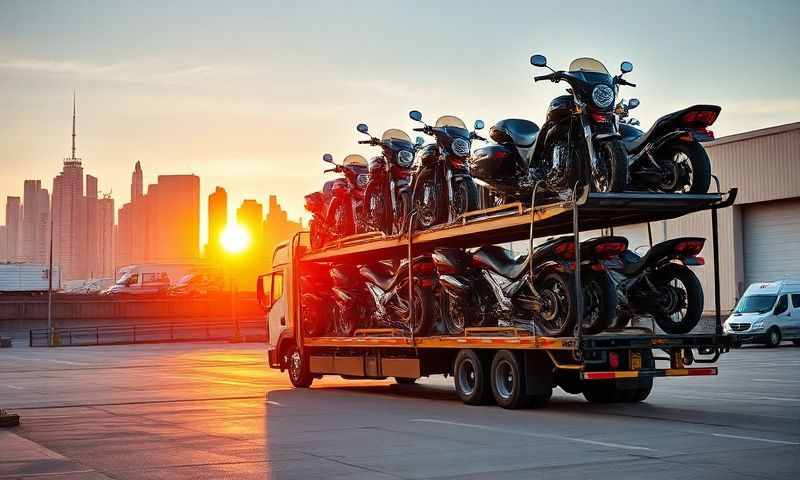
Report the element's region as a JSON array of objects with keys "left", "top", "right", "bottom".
[{"left": 630, "top": 351, "right": 642, "bottom": 370}]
